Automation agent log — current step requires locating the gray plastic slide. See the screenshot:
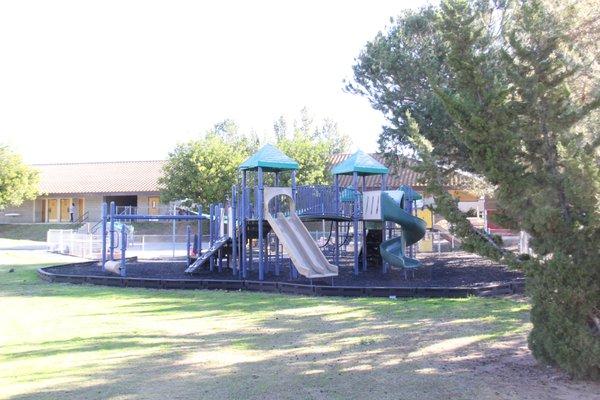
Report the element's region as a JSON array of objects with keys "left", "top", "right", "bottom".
[{"left": 266, "top": 212, "right": 338, "bottom": 279}]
